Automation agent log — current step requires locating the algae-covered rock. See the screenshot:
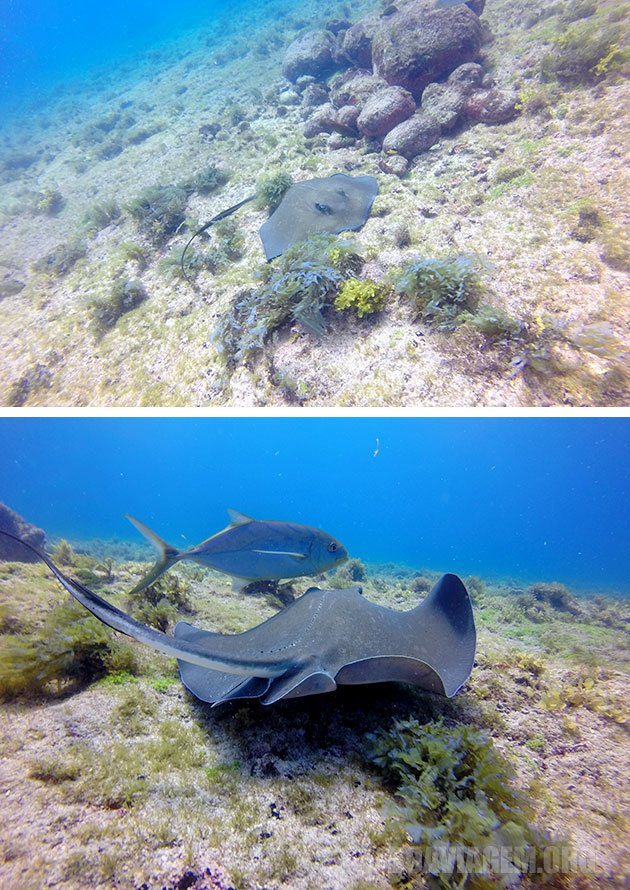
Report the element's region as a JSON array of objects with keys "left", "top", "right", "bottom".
[
  {"left": 382, "top": 113, "right": 441, "bottom": 159},
  {"left": 0, "top": 503, "right": 46, "bottom": 561},
  {"left": 282, "top": 30, "right": 338, "bottom": 82},
  {"left": 357, "top": 86, "right": 416, "bottom": 138},
  {"left": 371, "top": 2, "right": 483, "bottom": 97}
]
